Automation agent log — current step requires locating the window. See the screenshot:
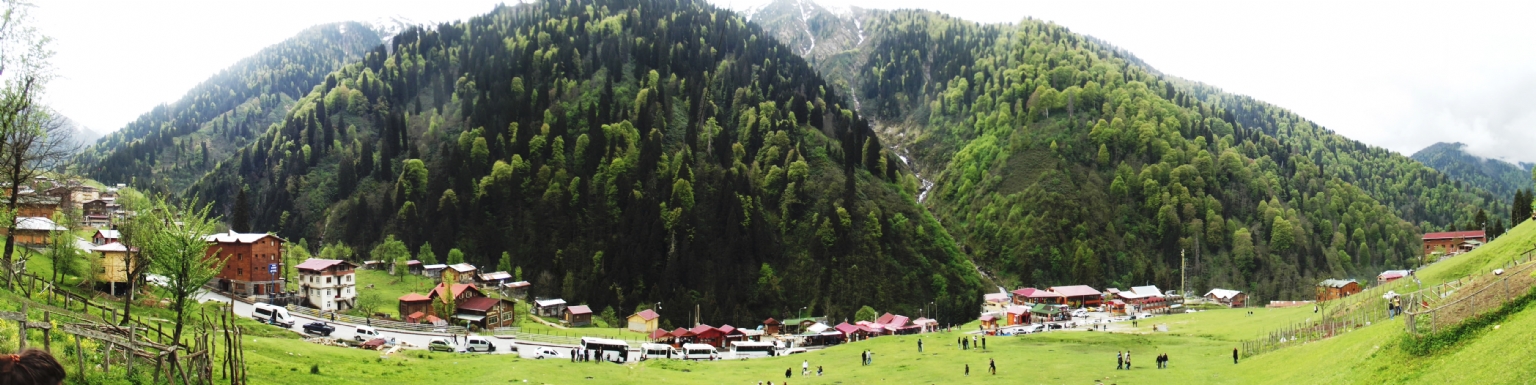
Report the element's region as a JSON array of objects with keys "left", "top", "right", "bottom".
[
  {"left": 237, "top": 268, "right": 243, "bottom": 276},
  {"left": 325, "top": 276, "right": 331, "bottom": 284}
]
